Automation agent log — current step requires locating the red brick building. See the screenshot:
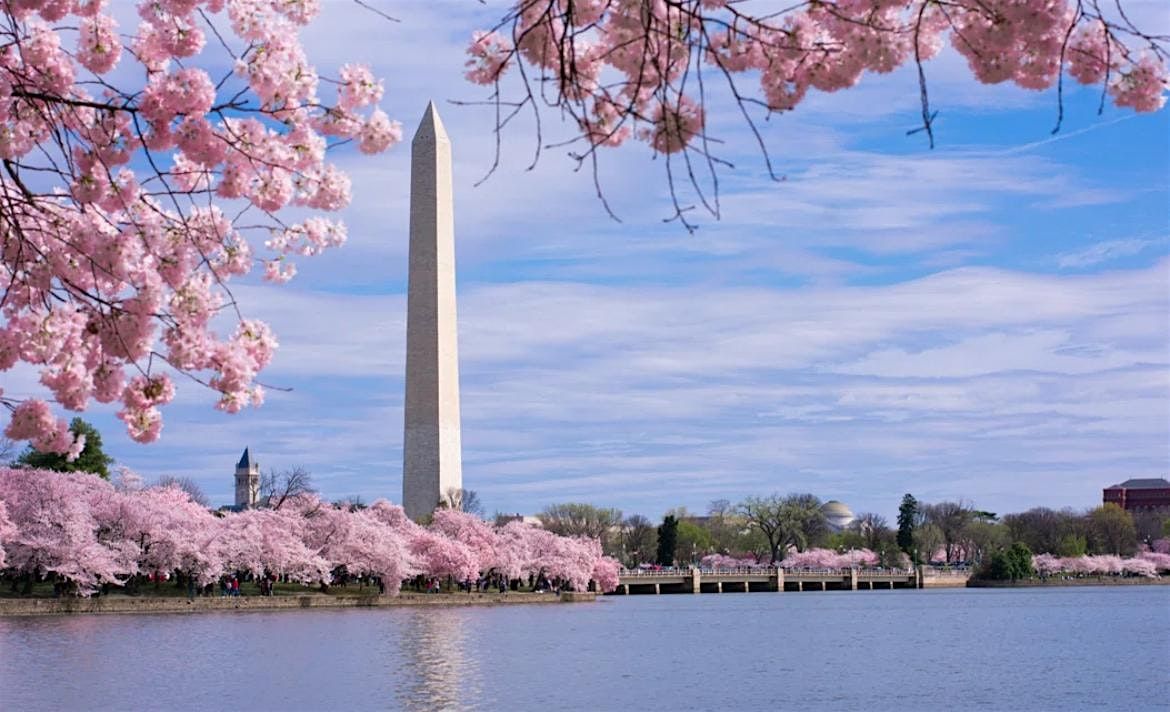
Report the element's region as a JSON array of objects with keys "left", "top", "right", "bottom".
[{"left": 1102, "top": 478, "right": 1170, "bottom": 512}]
